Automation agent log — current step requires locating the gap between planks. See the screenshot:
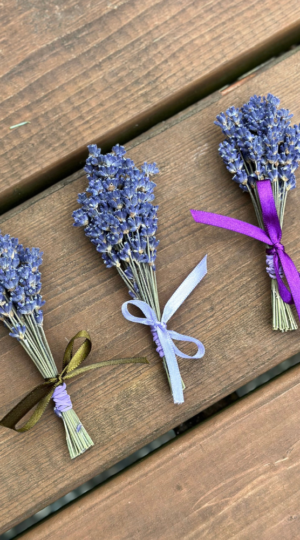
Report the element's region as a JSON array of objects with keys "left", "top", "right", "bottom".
[
  {"left": 1, "top": 14, "right": 300, "bottom": 214},
  {"left": 1, "top": 43, "right": 300, "bottom": 228},
  {"left": 19, "top": 361, "right": 300, "bottom": 540}
]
